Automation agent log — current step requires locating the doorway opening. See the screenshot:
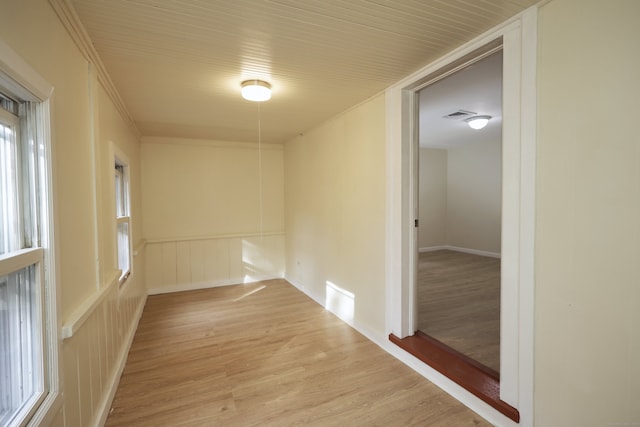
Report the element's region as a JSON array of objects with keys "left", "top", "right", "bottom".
[
  {"left": 385, "top": 9, "right": 537, "bottom": 424},
  {"left": 391, "top": 47, "right": 516, "bottom": 420},
  {"left": 391, "top": 42, "right": 517, "bottom": 420},
  {"left": 417, "top": 50, "right": 503, "bottom": 375}
]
